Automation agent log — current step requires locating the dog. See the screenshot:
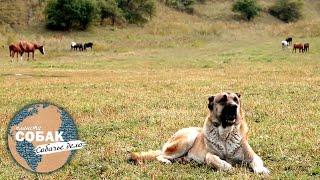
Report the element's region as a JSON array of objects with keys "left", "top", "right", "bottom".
[{"left": 129, "top": 92, "right": 269, "bottom": 174}]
